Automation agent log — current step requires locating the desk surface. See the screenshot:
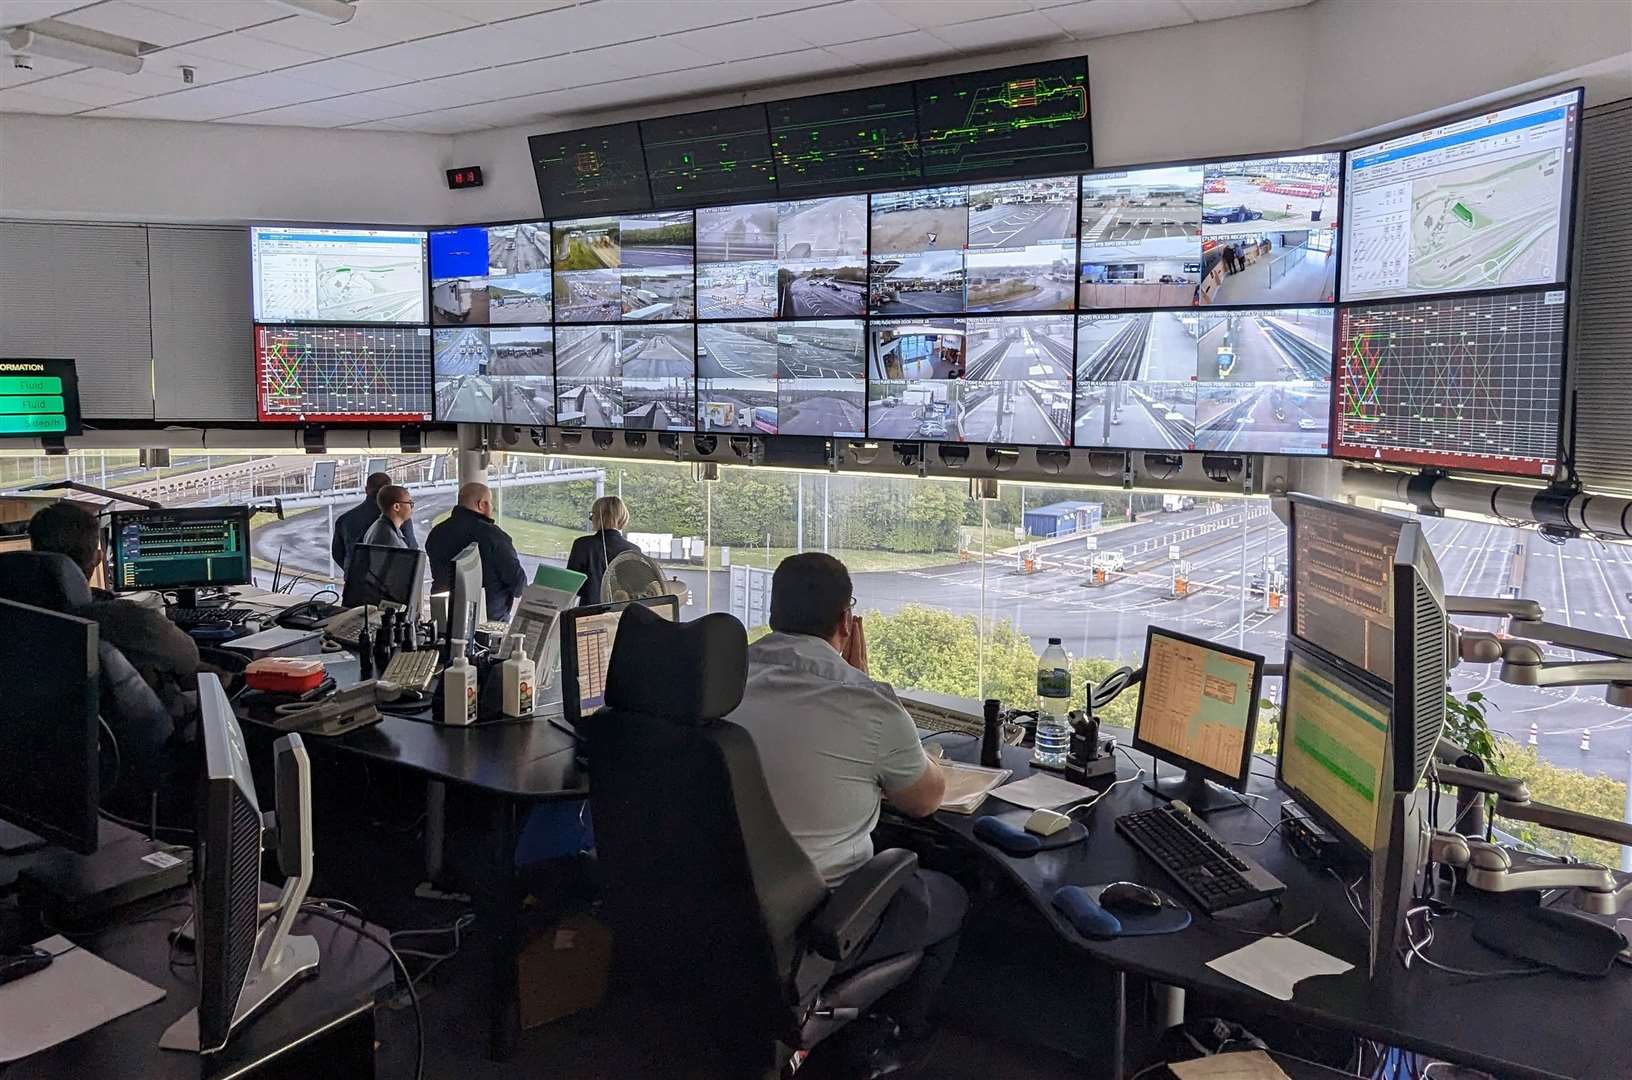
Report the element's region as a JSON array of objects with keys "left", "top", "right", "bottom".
[
  {"left": 930, "top": 737, "right": 1632, "bottom": 1080},
  {"left": 7, "top": 889, "right": 391, "bottom": 1080}
]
